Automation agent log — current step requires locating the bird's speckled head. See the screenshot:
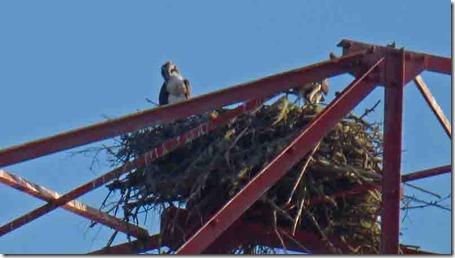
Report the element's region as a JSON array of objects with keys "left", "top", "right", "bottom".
[{"left": 161, "top": 61, "right": 180, "bottom": 81}]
